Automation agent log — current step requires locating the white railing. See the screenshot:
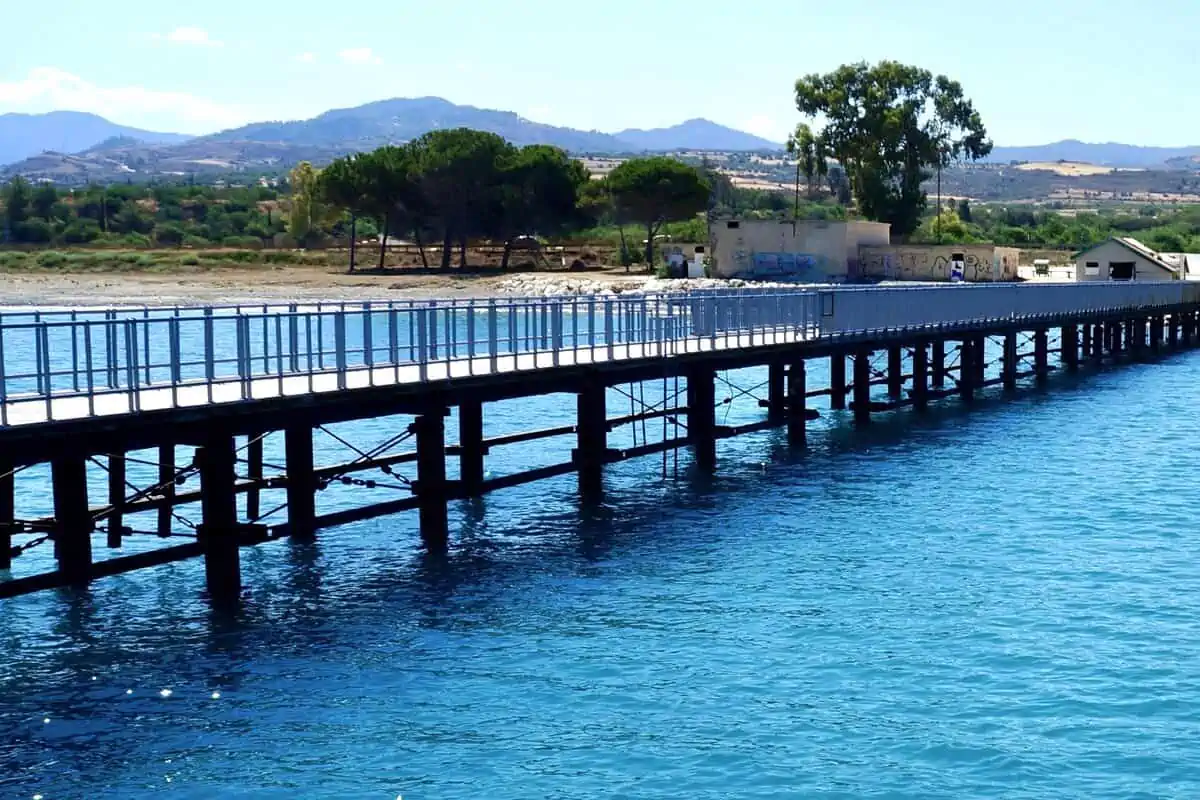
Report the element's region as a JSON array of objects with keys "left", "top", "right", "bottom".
[{"left": 0, "top": 282, "right": 1192, "bottom": 426}]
